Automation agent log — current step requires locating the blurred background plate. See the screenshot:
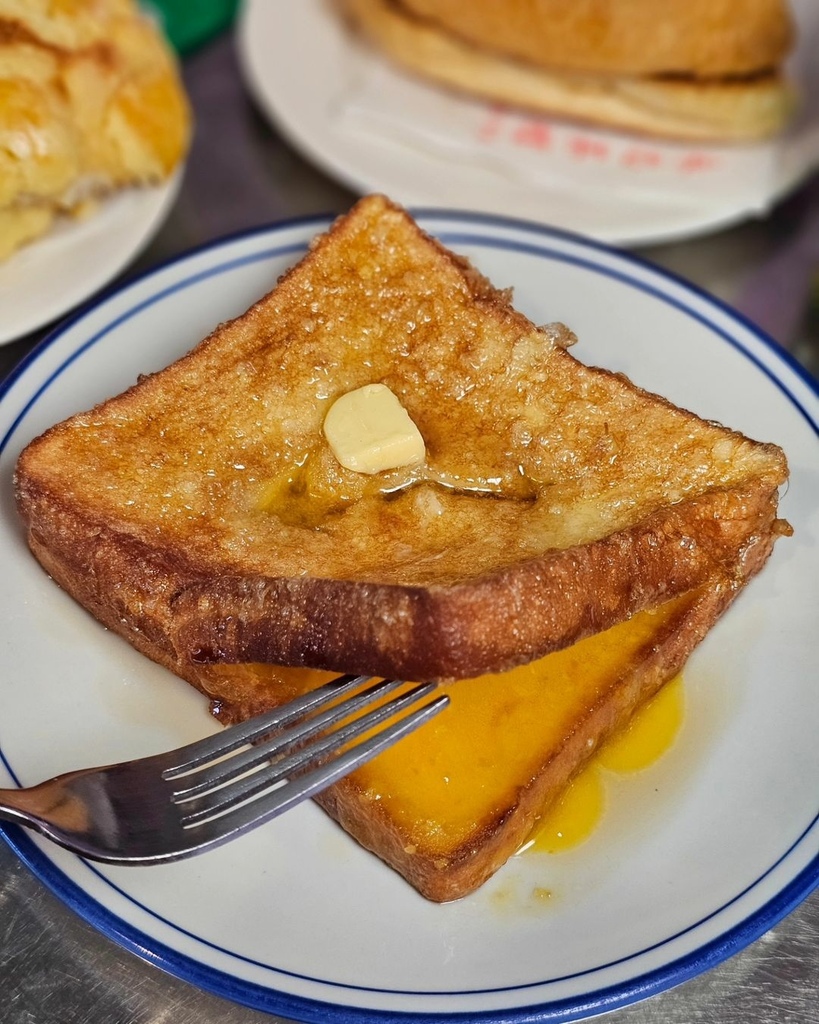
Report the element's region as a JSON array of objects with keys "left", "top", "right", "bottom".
[{"left": 237, "top": 0, "right": 819, "bottom": 247}]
